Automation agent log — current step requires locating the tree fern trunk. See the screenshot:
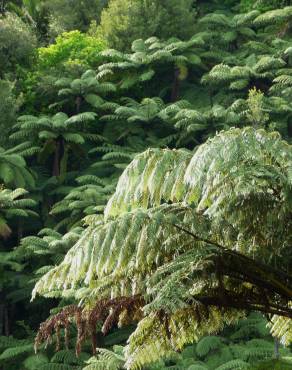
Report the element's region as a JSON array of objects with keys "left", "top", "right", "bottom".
[
  {"left": 0, "top": 302, "right": 10, "bottom": 336},
  {"left": 171, "top": 67, "right": 181, "bottom": 102},
  {"left": 76, "top": 96, "right": 83, "bottom": 114},
  {"left": 0, "top": 0, "right": 5, "bottom": 14},
  {"left": 17, "top": 221, "right": 23, "bottom": 244},
  {"left": 0, "top": 303, "right": 3, "bottom": 335},
  {"left": 4, "top": 305, "right": 9, "bottom": 336},
  {"left": 274, "top": 338, "right": 280, "bottom": 359},
  {"left": 288, "top": 118, "right": 292, "bottom": 138},
  {"left": 52, "top": 137, "right": 65, "bottom": 177}
]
